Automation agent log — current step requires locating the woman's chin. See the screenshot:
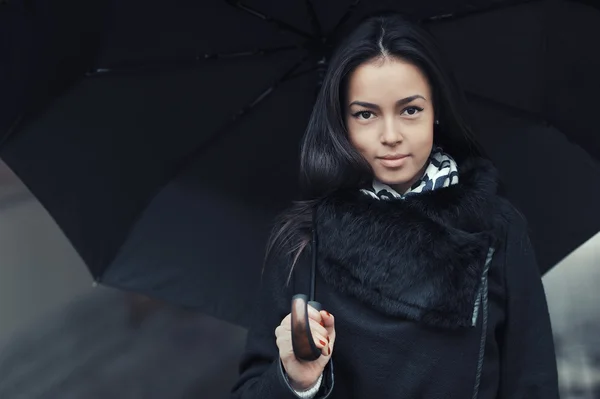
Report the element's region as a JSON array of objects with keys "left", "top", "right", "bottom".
[{"left": 375, "top": 169, "right": 418, "bottom": 187}]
